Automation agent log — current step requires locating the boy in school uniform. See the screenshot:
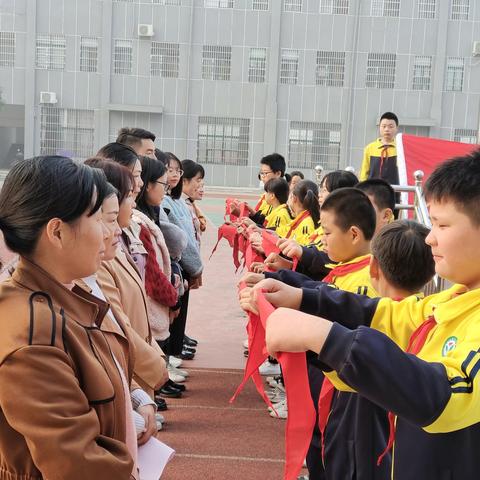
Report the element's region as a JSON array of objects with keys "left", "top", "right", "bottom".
[
  {"left": 263, "top": 178, "right": 293, "bottom": 234},
  {"left": 251, "top": 152, "right": 480, "bottom": 479}
]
